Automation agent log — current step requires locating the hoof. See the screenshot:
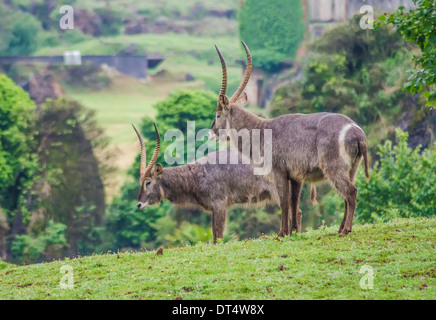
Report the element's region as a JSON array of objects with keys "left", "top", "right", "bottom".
[
  {"left": 278, "top": 230, "right": 287, "bottom": 237},
  {"left": 339, "top": 228, "right": 351, "bottom": 237}
]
